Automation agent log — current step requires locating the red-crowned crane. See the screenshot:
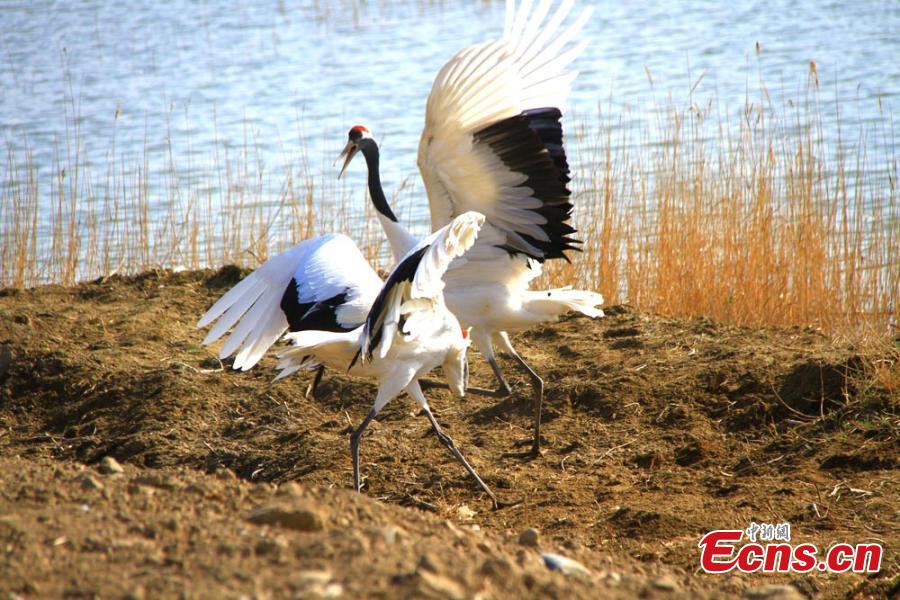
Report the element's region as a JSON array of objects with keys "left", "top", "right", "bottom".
[
  {"left": 336, "top": 0, "right": 603, "bottom": 458},
  {"left": 200, "top": 212, "right": 497, "bottom": 505},
  {"left": 277, "top": 212, "right": 496, "bottom": 505},
  {"left": 197, "top": 231, "right": 383, "bottom": 397}
]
